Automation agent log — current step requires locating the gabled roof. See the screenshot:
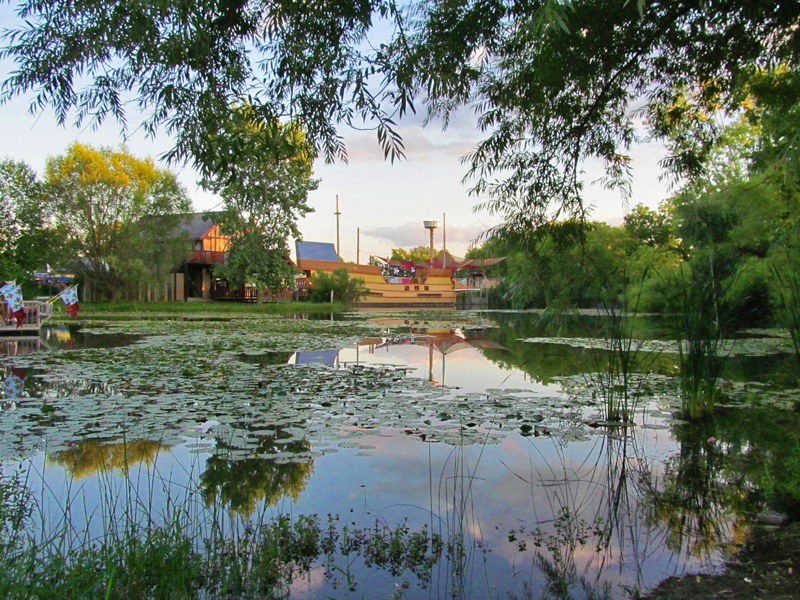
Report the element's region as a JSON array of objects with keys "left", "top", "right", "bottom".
[
  {"left": 138, "top": 212, "right": 224, "bottom": 240},
  {"left": 178, "top": 213, "right": 224, "bottom": 240},
  {"left": 296, "top": 241, "right": 341, "bottom": 262}
]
